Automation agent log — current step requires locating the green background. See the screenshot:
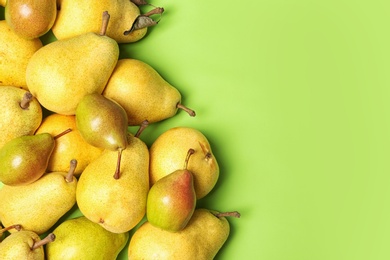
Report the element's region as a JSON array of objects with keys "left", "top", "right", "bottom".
[{"left": 2, "top": 0, "right": 390, "bottom": 259}]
